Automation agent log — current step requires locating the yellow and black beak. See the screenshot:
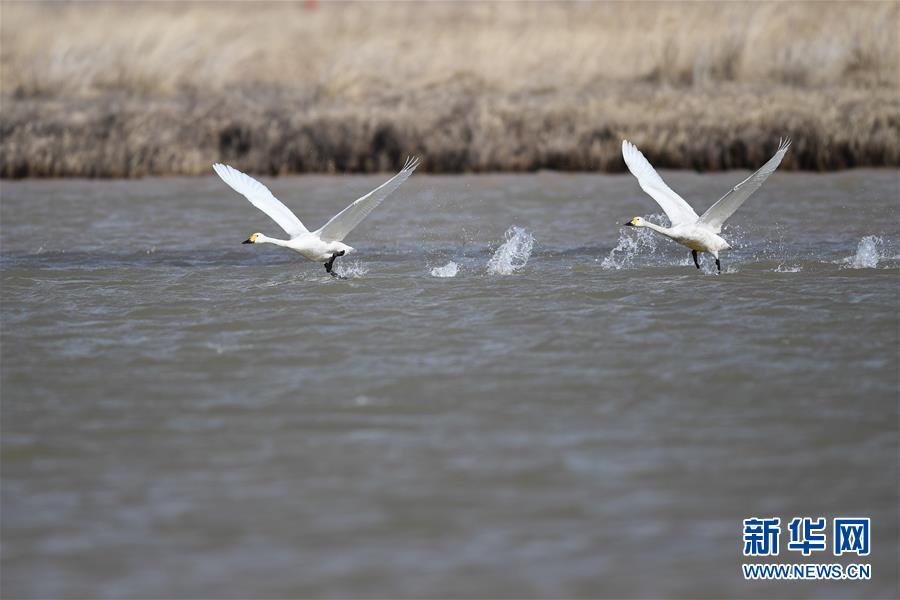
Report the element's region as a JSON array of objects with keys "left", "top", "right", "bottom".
[
  {"left": 242, "top": 233, "right": 258, "bottom": 244},
  {"left": 624, "top": 220, "right": 634, "bottom": 226}
]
